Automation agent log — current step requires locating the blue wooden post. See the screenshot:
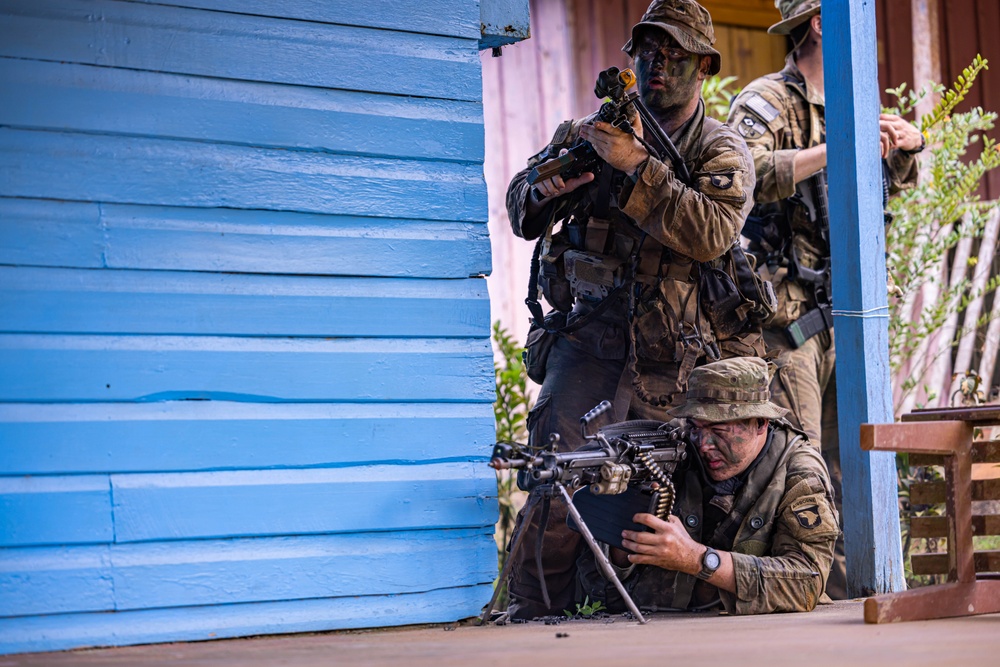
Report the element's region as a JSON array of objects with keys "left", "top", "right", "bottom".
[{"left": 824, "top": 0, "right": 906, "bottom": 595}]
